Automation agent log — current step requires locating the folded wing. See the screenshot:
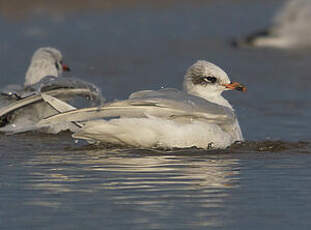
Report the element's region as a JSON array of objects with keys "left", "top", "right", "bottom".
[{"left": 38, "top": 88, "right": 236, "bottom": 128}]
